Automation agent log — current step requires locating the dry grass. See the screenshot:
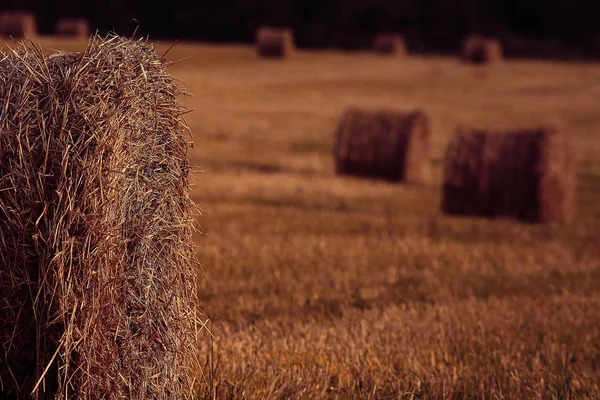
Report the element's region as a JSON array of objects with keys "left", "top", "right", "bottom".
[{"left": 8, "top": 38, "right": 600, "bottom": 398}]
